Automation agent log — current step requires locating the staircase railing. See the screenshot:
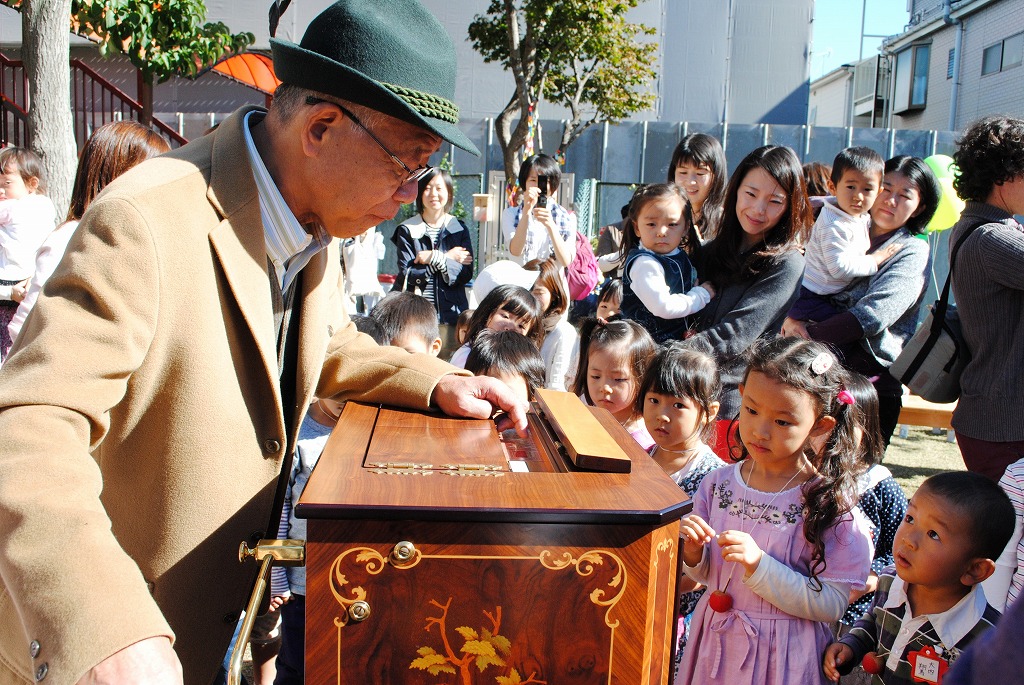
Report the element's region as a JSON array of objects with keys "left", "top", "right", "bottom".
[{"left": 0, "top": 51, "right": 187, "bottom": 149}]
